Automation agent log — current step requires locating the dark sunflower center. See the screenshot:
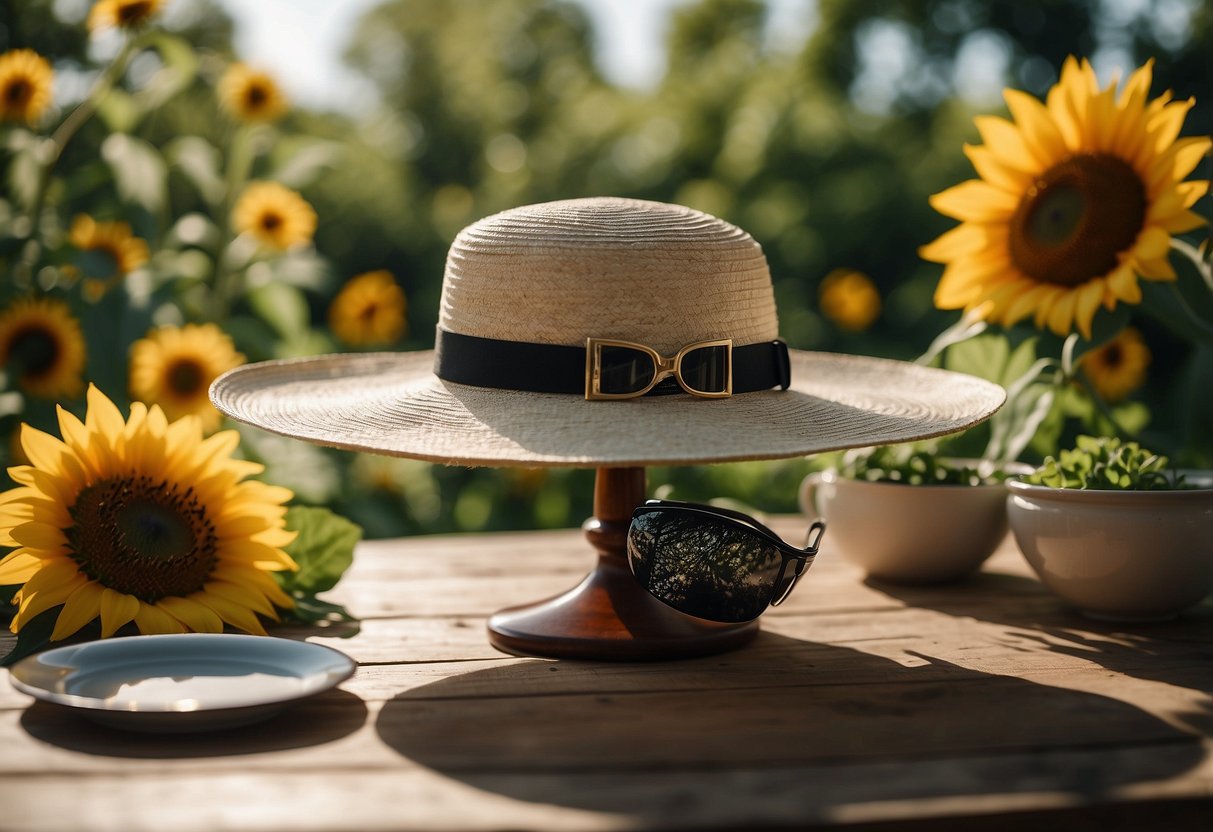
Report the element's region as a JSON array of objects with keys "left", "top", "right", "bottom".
[
  {"left": 261, "top": 212, "right": 283, "bottom": 231},
  {"left": 4, "top": 79, "right": 31, "bottom": 106},
  {"left": 67, "top": 475, "right": 218, "bottom": 601},
  {"left": 81, "top": 244, "right": 122, "bottom": 279},
  {"left": 1009, "top": 153, "right": 1146, "bottom": 287},
  {"left": 118, "top": 1, "right": 153, "bottom": 24},
  {"left": 167, "top": 358, "right": 205, "bottom": 397},
  {"left": 247, "top": 85, "right": 268, "bottom": 107},
  {"left": 1101, "top": 344, "right": 1124, "bottom": 369},
  {"left": 7, "top": 326, "right": 60, "bottom": 378},
  {"left": 358, "top": 302, "right": 379, "bottom": 322}
]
